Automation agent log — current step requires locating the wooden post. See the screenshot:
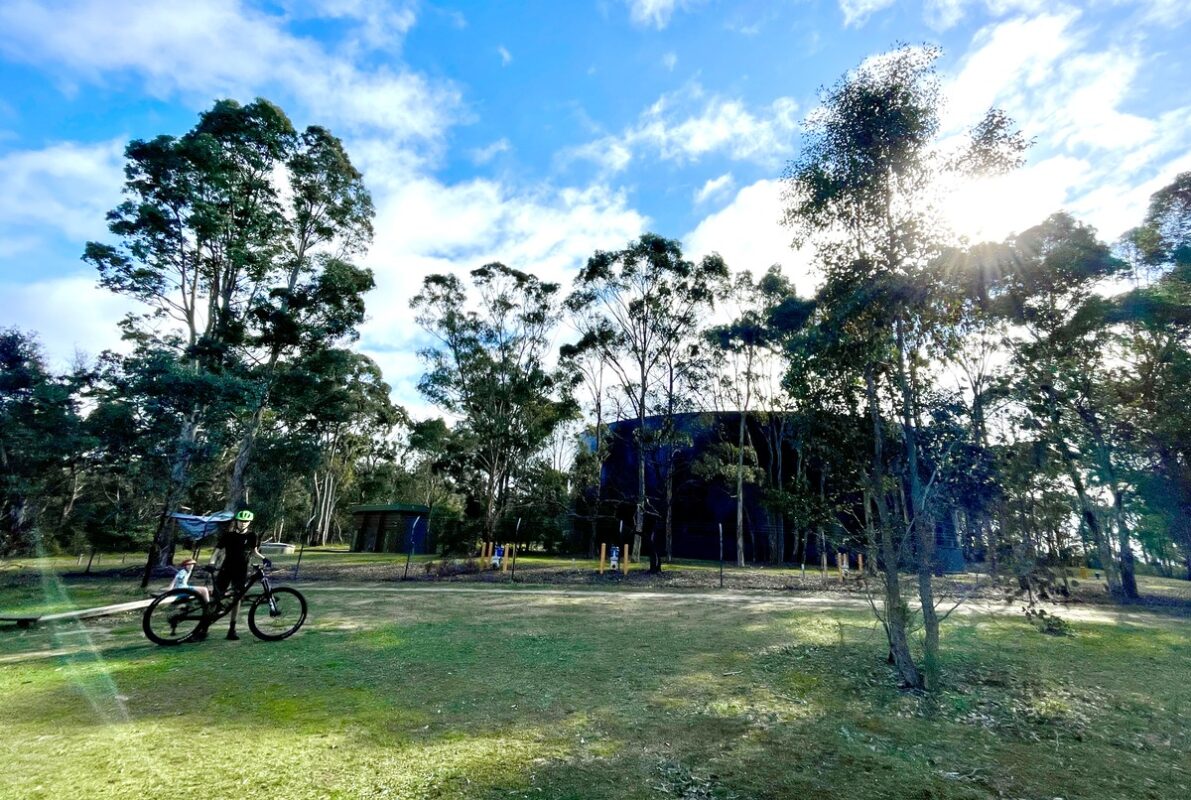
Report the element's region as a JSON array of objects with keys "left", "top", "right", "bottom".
[
  {"left": 857, "top": 553, "right": 864, "bottom": 574},
  {"left": 837, "top": 552, "right": 845, "bottom": 583},
  {"left": 622, "top": 543, "right": 629, "bottom": 575},
  {"left": 718, "top": 522, "right": 724, "bottom": 590},
  {"left": 599, "top": 543, "right": 607, "bottom": 574},
  {"left": 501, "top": 544, "right": 510, "bottom": 572}
]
